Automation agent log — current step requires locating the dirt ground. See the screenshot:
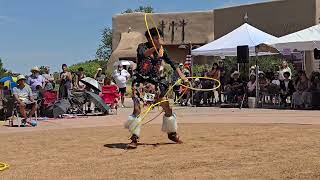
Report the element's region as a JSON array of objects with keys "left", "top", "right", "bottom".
[{"left": 1, "top": 107, "right": 320, "bottom": 179}]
